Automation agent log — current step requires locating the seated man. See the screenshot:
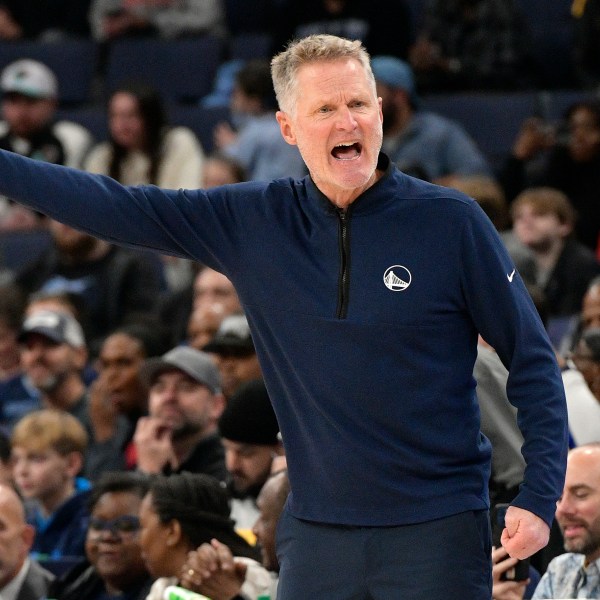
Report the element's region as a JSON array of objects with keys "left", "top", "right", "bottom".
[
  {"left": 0, "top": 483, "right": 54, "bottom": 599},
  {"left": 492, "top": 444, "right": 600, "bottom": 599},
  {"left": 180, "top": 469, "right": 290, "bottom": 599},
  {"left": 533, "top": 444, "right": 600, "bottom": 598}
]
